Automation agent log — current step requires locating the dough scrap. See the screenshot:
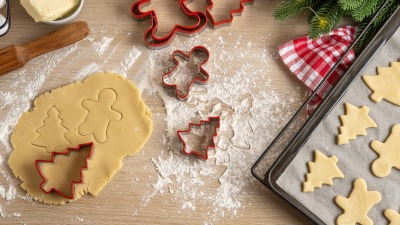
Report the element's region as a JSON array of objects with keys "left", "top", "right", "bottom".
[
  {"left": 335, "top": 178, "right": 381, "bottom": 225},
  {"left": 303, "top": 150, "right": 344, "bottom": 192},
  {"left": 337, "top": 103, "right": 377, "bottom": 145},
  {"left": 370, "top": 124, "right": 400, "bottom": 178},
  {"left": 8, "top": 73, "right": 153, "bottom": 204},
  {"left": 385, "top": 209, "right": 400, "bottom": 225},
  {"left": 362, "top": 61, "right": 400, "bottom": 105}
]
